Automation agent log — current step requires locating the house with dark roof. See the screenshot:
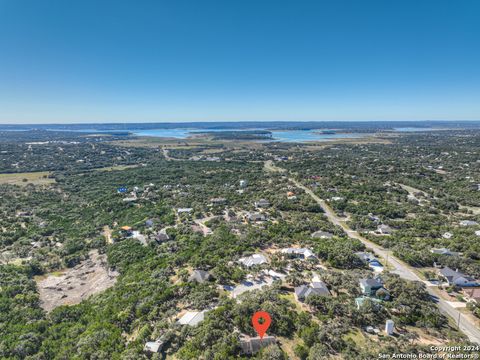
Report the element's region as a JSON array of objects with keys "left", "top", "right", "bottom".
[
  {"left": 439, "top": 267, "right": 478, "bottom": 287},
  {"left": 155, "top": 231, "right": 170, "bottom": 243},
  {"left": 254, "top": 199, "right": 270, "bottom": 209},
  {"left": 295, "top": 281, "right": 330, "bottom": 302},
  {"left": 145, "top": 219, "right": 154, "bottom": 227},
  {"left": 360, "top": 278, "right": 384, "bottom": 296},
  {"left": 355, "top": 252, "right": 382, "bottom": 266},
  {"left": 355, "top": 252, "right": 383, "bottom": 271},
  {"left": 189, "top": 269, "right": 211, "bottom": 283},
  {"left": 239, "top": 335, "right": 276, "bottom": 355},
  {"left": 245, "top": 212, "right": 266, "bottom": 222},
  {"left": 376, "top": 224, "right": 393, "bottom": 235}
]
